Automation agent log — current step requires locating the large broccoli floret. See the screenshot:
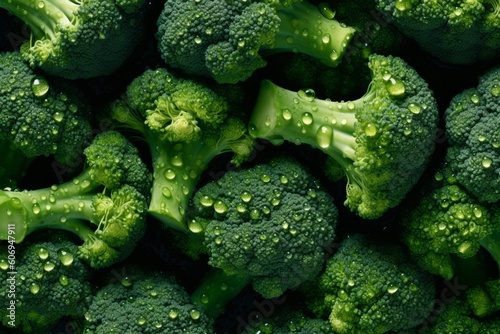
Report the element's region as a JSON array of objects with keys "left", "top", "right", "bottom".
[
  {"left": 445, "top": 66, "right": 500, "bottom": 203},
  {"left": 314, "top": 234, "right": 436, "bottom": 334},
  {"left": 0, "top": 52, "right": 92, "bottom": 185},
  {"left": 156, "top": 0, "right": 356, "bottom": 83},
  {"left": 0, "top": 0, "right": 148, "bottom": 78},
  {"left": 111, "top": 68, "right": 254, "bottom": 232},
  {"left": 83, "top": 266, "right": 215, "bottom": 333},
  {"left": 0, "top": 234, "right": 92, "bottom": 333},
  {"left": 375, "top": 0, "right": 500, "bottom": 64},
  {"left": 248, "top": 54, "right": 439, "bottom": 219},
  {"left": 0, "top": 131, "right": 152, "bottom": 268},
  {"left": 188, "top": 156, "right": 338, "bottom": 317}
]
